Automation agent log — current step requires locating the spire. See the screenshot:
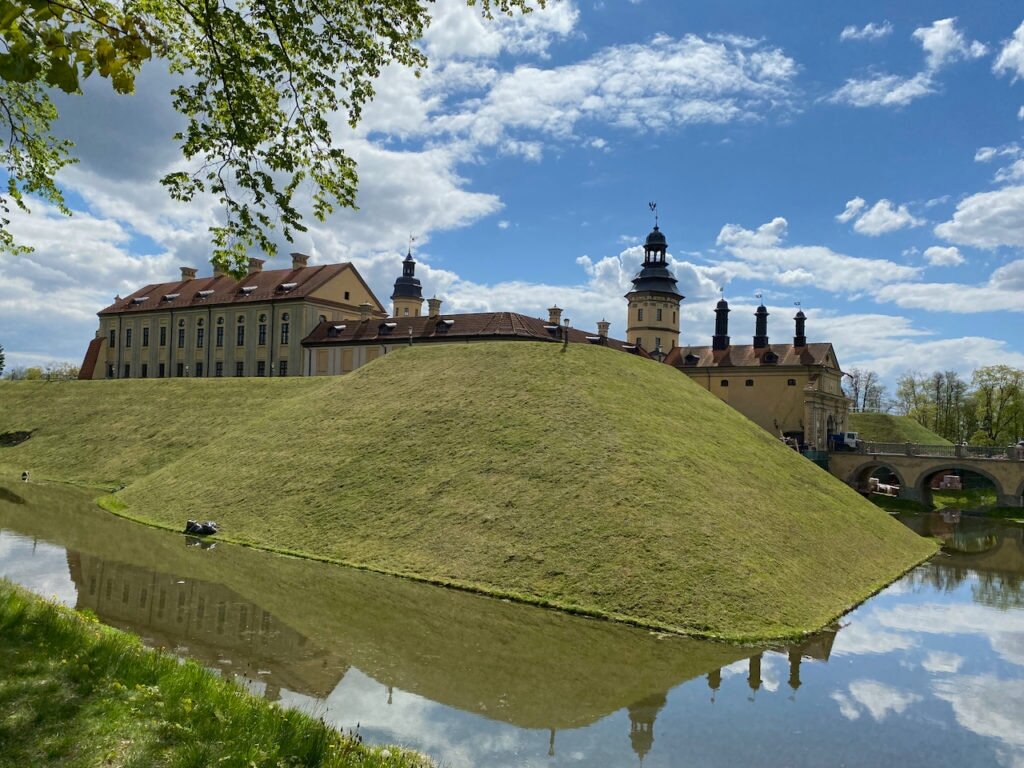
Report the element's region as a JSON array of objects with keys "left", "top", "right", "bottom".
[
  {"left": 391, "top": 243, "right": 424, "bottom": 315},
  {"left": 753, "top": 299, "right": 769, "bottom": 349},
  {"left": 793, "top": 304, "right": 806, "bottom": 348}
]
